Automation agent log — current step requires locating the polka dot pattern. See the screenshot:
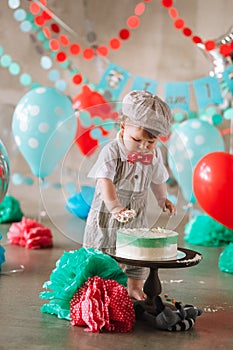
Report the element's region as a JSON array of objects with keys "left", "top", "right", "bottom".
[
  {"left": 70, "top": 276, "right": 135, "bottom": 333},
  {"left": 168, "top": 119, "right": 225, "bottom": 203},
  {"left": 12, "top": 86, "right": 76, "bottom": 178}
]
